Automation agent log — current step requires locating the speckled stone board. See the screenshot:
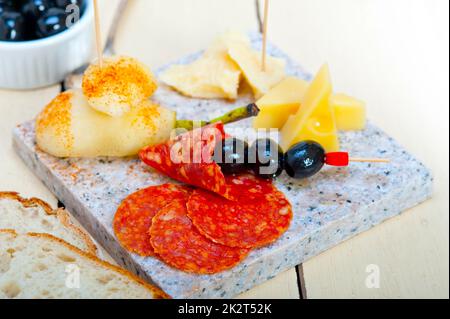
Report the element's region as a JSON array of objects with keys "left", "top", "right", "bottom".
[{"left": 13, "top": 34, "right": 433, "bottom": 298}]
